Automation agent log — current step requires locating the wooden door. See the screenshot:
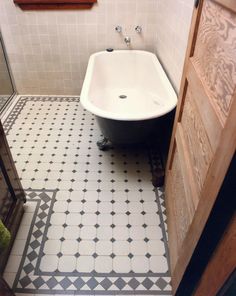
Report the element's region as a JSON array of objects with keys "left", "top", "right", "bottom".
[{"left": 165, "top": 0, "right": 236, "bottom": 293}]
